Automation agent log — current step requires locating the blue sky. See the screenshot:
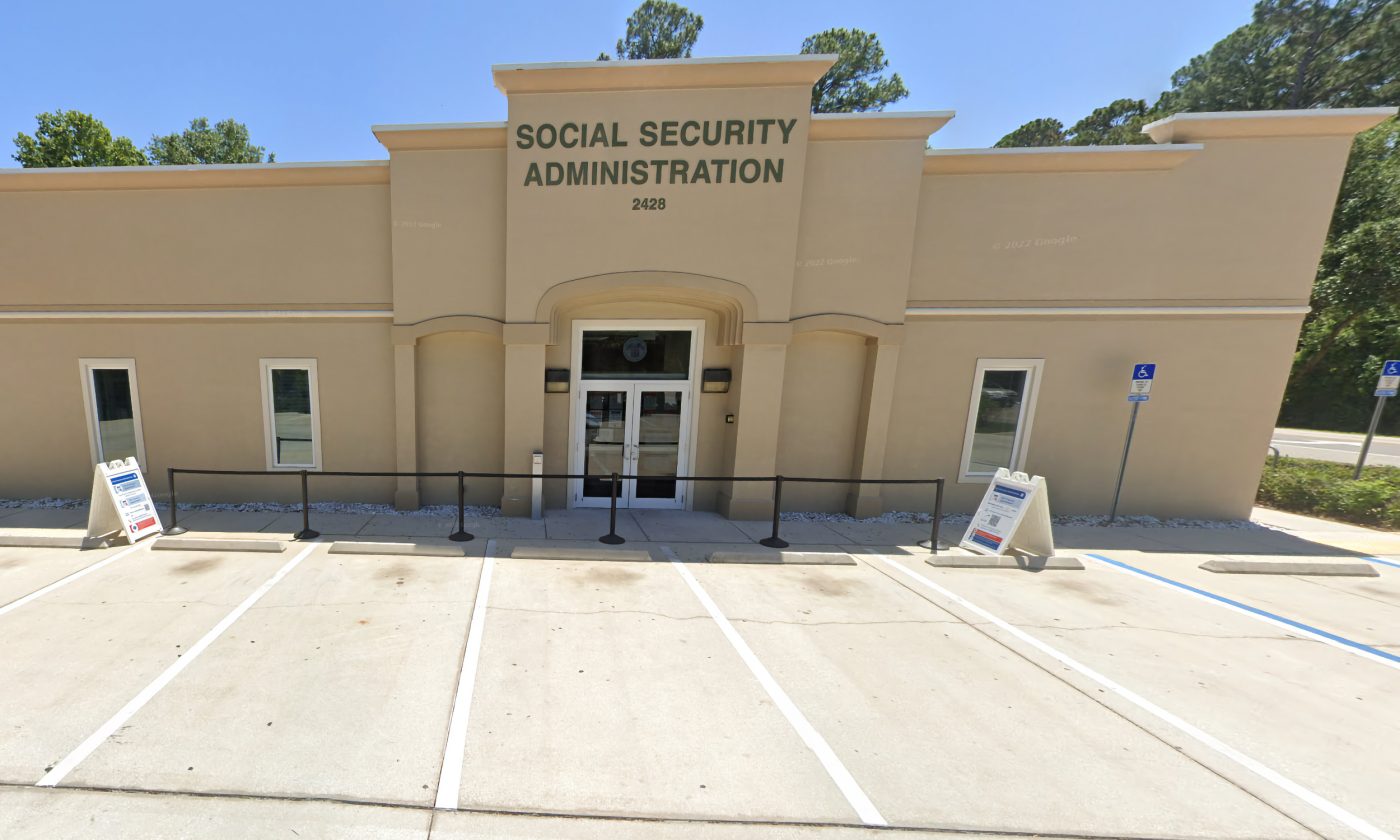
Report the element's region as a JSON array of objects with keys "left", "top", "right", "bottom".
[{"left": 1, "top": 0, "right": 1259, "bottom": 164}]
